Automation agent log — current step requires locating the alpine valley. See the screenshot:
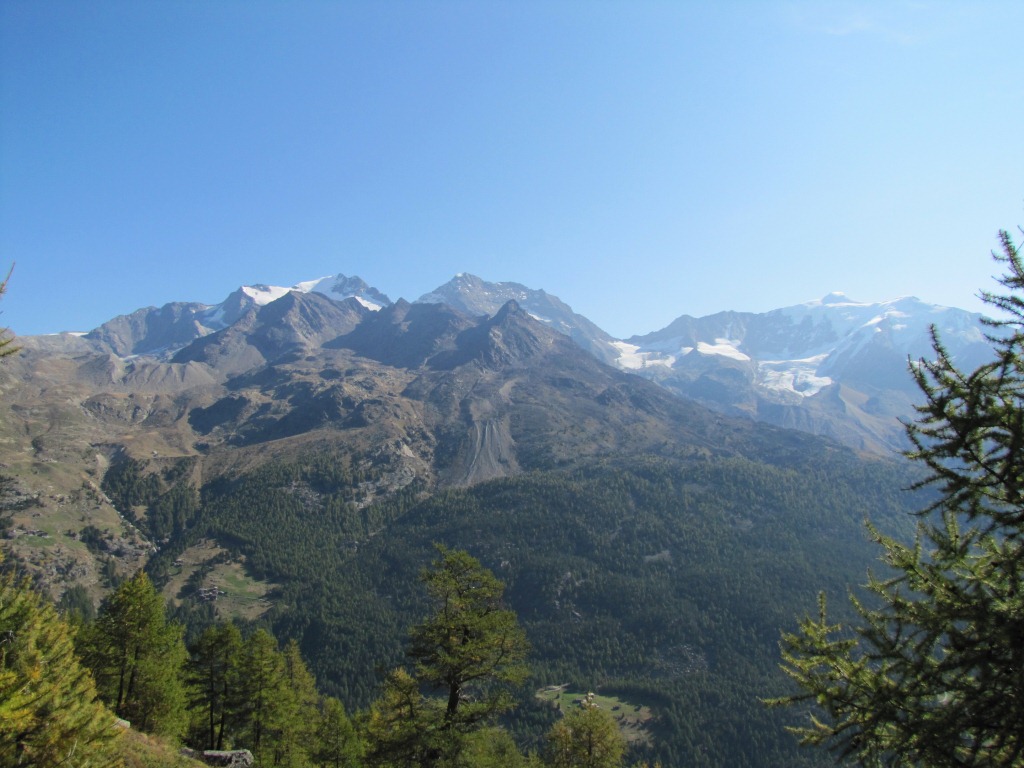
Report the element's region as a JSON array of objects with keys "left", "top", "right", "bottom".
[{"left": 0, "top": 273, "right": 989, "bottom": 766}]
